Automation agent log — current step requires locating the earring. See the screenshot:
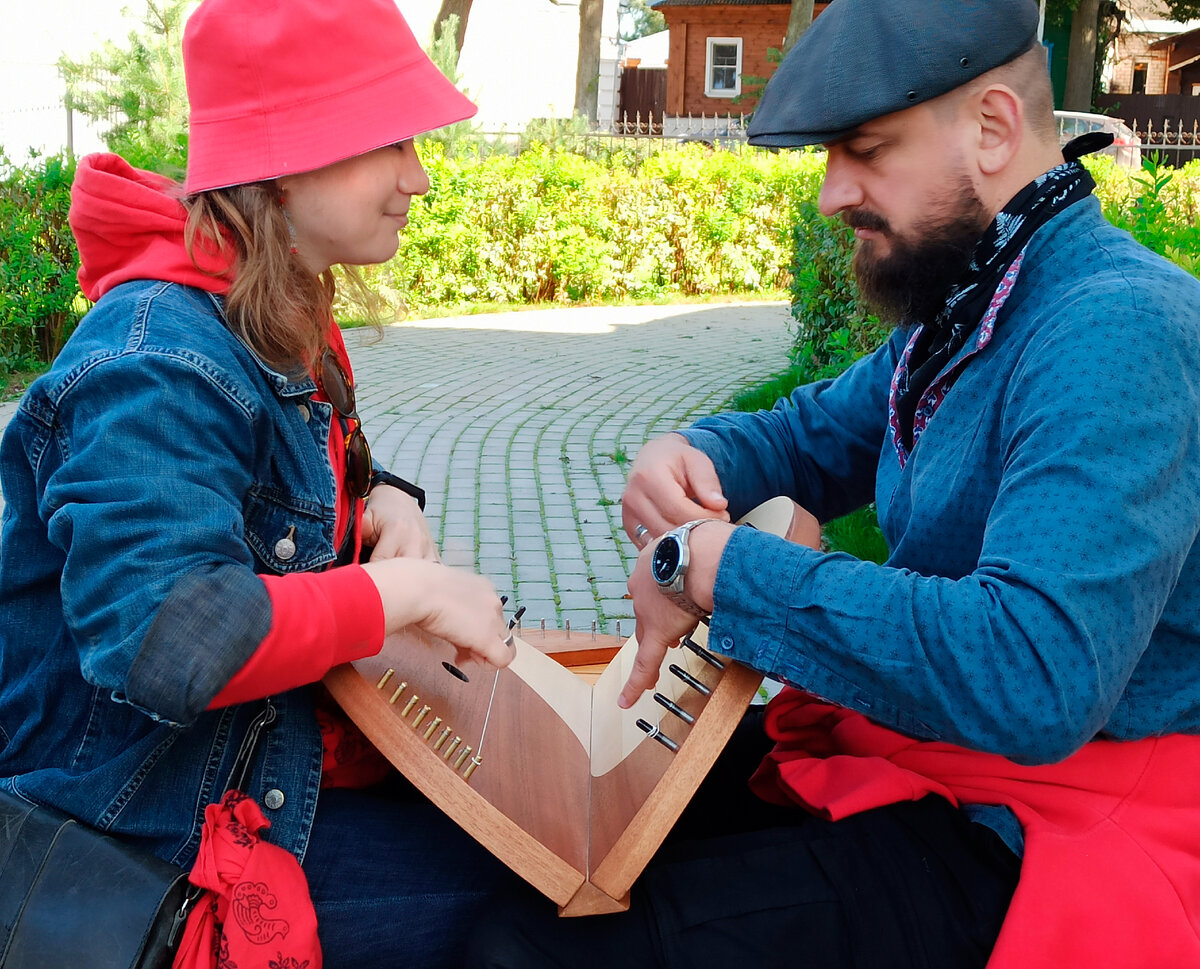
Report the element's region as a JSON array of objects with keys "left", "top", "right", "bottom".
[{"left": 278, "top": 191, "right": 298, "bottom": 256}]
